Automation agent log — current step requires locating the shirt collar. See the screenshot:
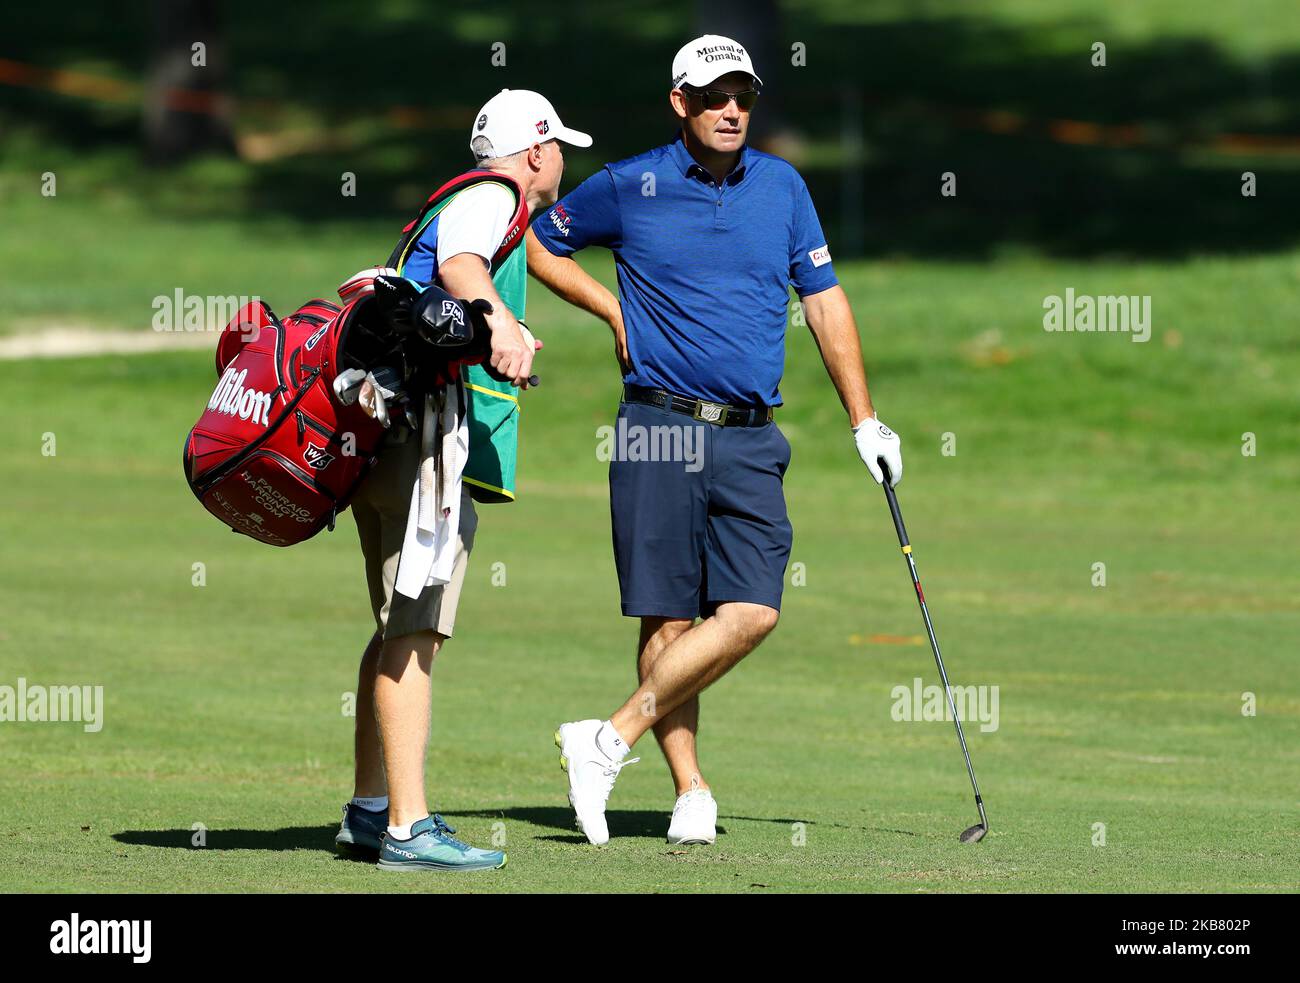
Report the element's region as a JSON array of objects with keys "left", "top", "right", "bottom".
[{"left": 670, "top": 133, "right": 748, "bottom": 185}]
